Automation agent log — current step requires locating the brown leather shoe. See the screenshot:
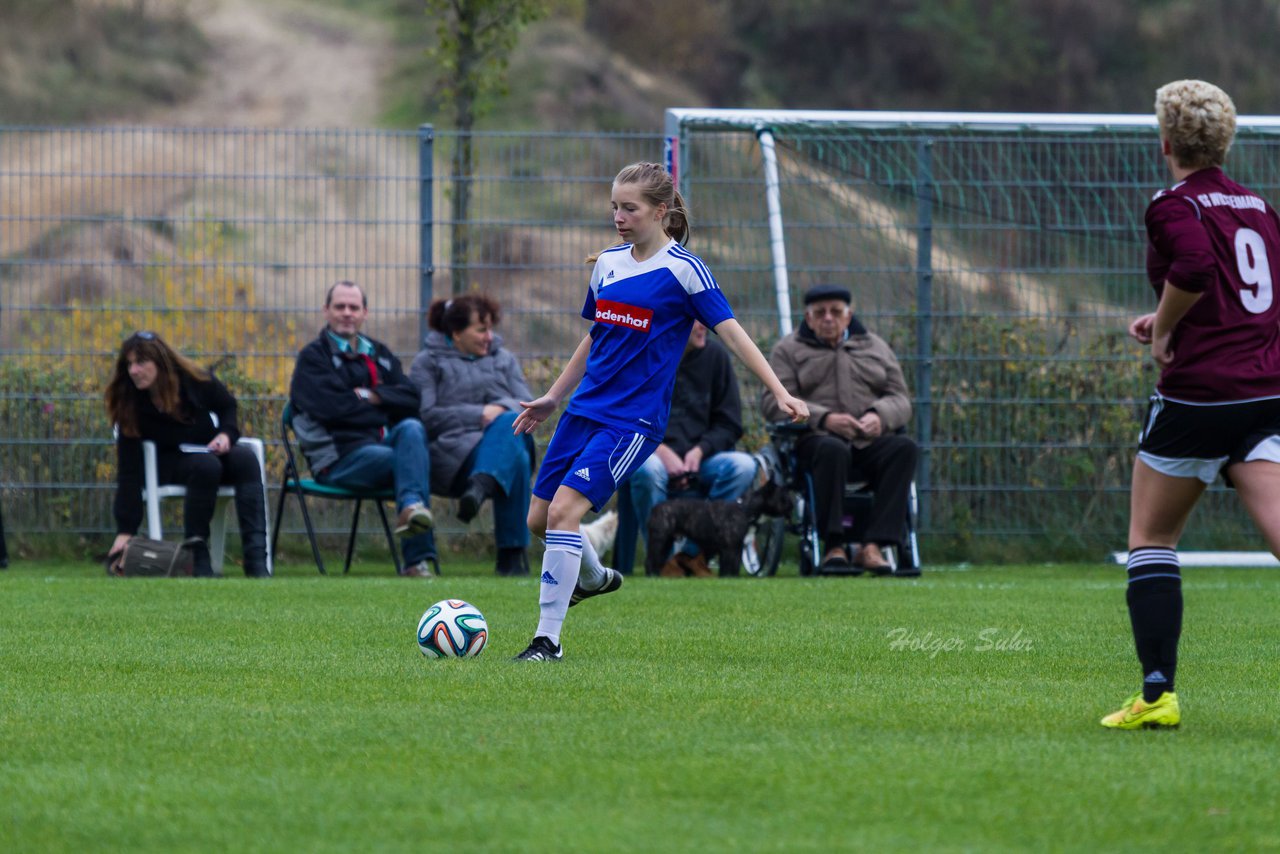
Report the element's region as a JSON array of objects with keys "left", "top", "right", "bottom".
[
  {"left": 857, "top": 542, "right": 893, "bottom": 575},
  {"left": 678, "top": 552, "right": 714, "bottom": 578},
  {"left": 659, "top": 555, "right": 686, "bottom": 578},
  {"left": 820, "top": 547, "right": 851, "bottom": 570},
  {"left": 659, "top": 553, "right": 714, "bottom": 578}
]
